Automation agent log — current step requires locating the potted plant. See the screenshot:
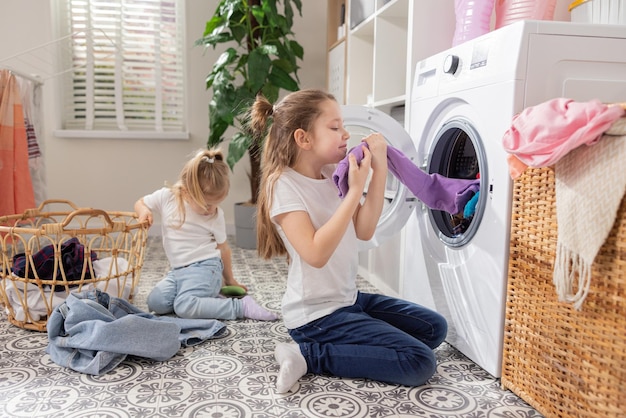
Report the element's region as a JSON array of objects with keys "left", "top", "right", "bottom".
[{"left": 197, "top": 0, "right": 304, "bottom": 249}]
